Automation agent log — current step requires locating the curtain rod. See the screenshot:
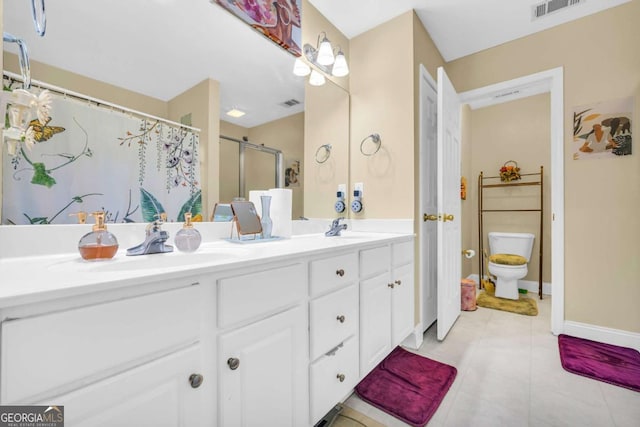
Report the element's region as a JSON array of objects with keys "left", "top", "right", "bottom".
[{"left": 3, "top": 70, "right": 201, "bottom": 133}]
